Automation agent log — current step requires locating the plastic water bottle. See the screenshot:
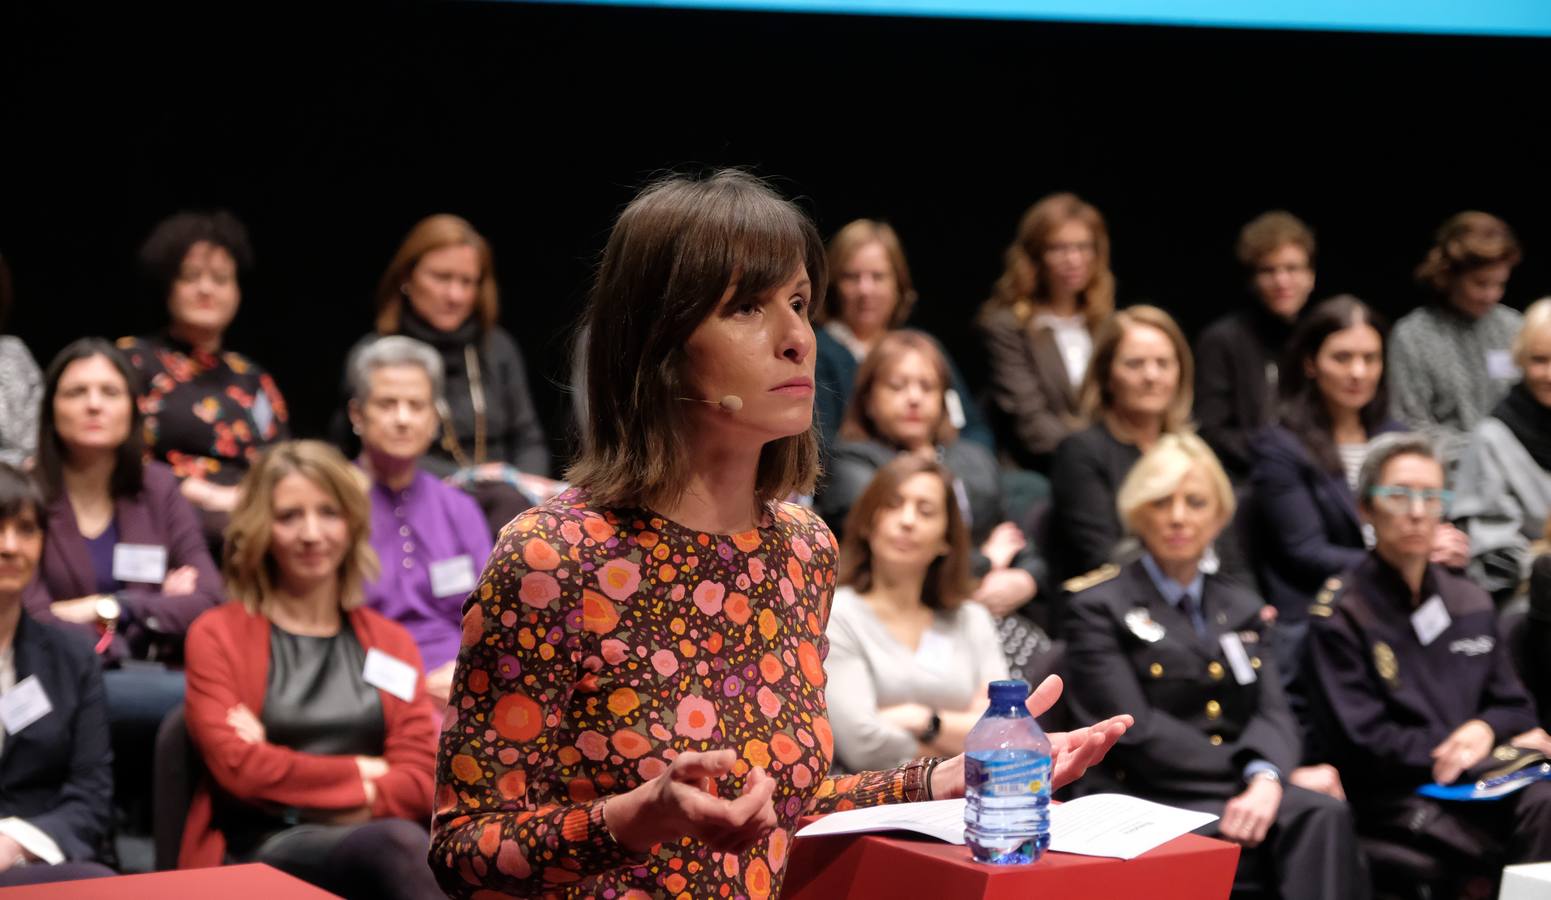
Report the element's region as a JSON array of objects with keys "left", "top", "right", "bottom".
[{"left": 964, "top": 679, "right": 1052, "bottom": 865}]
